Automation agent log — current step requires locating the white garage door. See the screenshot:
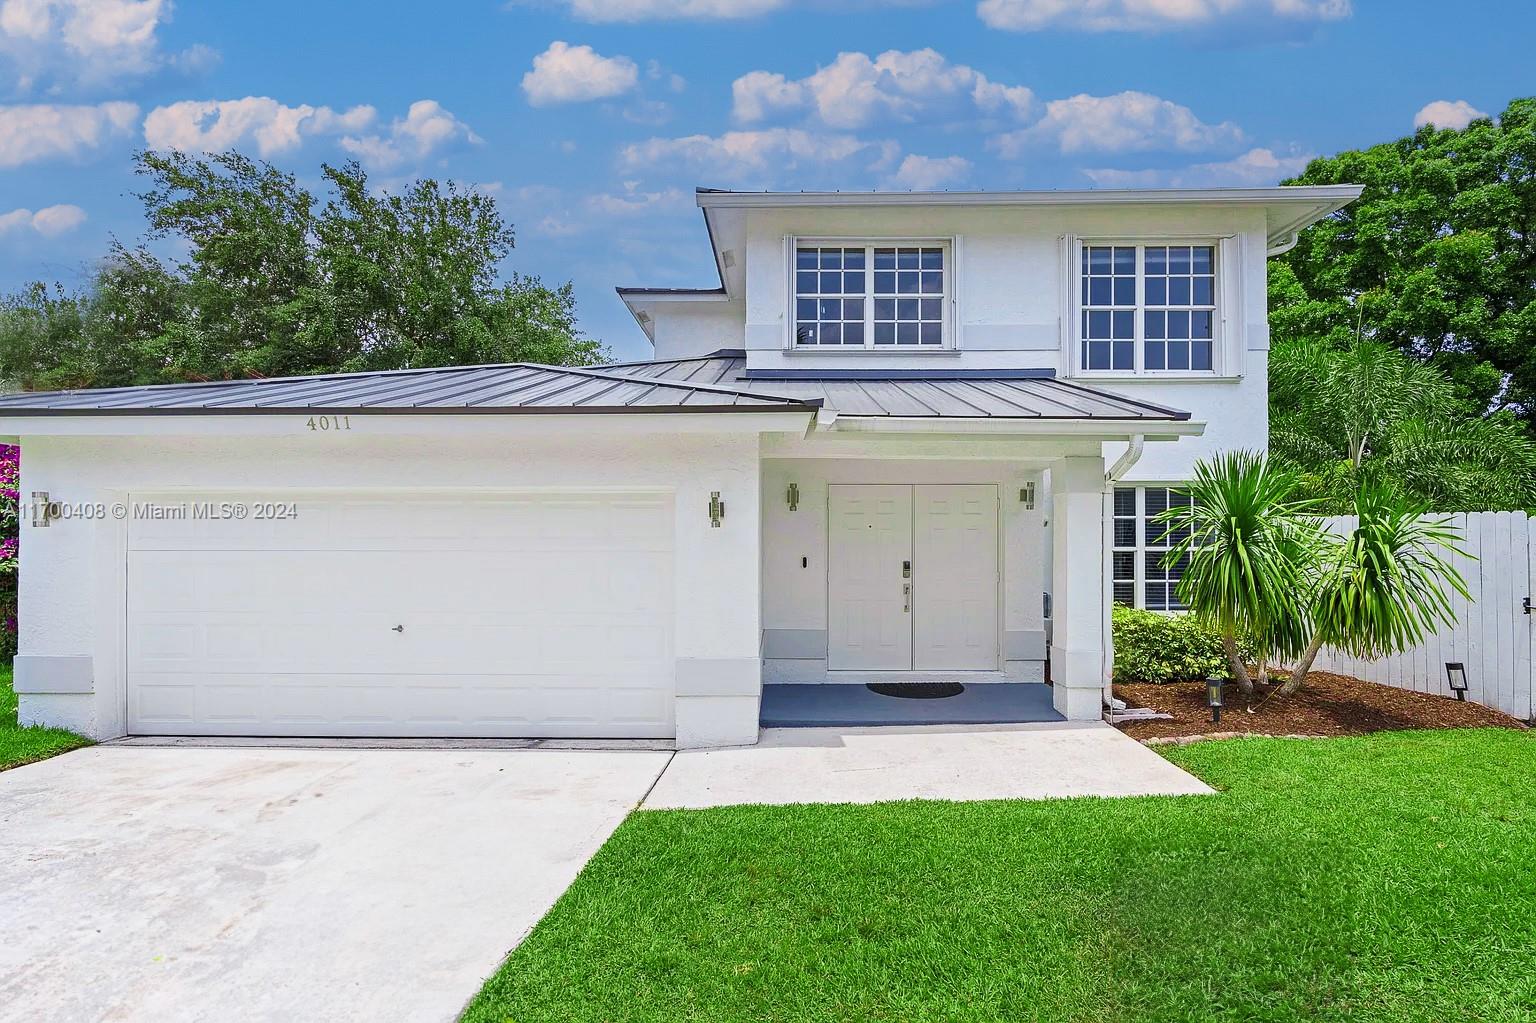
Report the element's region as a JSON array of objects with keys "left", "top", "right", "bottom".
[{"left": 126, "top": 492, "right": 675, "bottom": 738}]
